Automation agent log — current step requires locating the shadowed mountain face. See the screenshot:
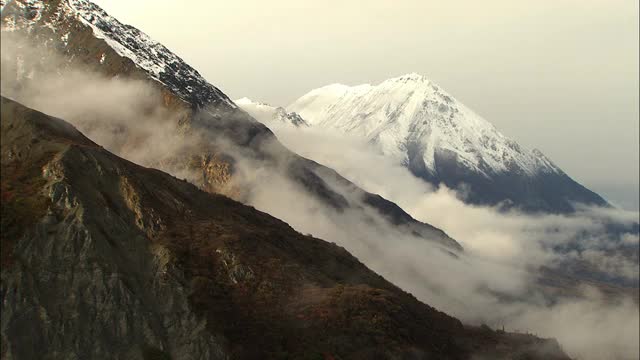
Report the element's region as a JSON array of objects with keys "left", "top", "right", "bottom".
[
  {"left": 0, "top": 96, "right": 570, "bottom": 359},
  {"left": 0, "top": 0, "right": 462, "bottom": 252},
  {"left": 288, "top": 74, "right": 610, "bottom": 213}
]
